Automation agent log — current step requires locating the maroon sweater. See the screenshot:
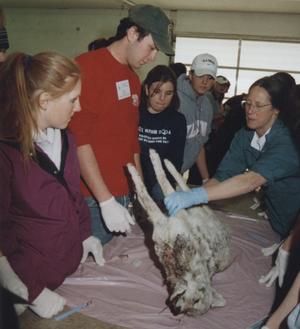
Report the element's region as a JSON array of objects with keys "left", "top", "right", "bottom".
[{"left": 0, "top": 130, "right": 91, "bottom": 302}]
